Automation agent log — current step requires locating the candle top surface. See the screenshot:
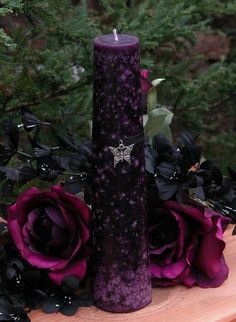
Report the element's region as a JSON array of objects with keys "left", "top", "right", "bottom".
[{"left": 94, "top": 33, "right": 139, "bottom": 49}]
